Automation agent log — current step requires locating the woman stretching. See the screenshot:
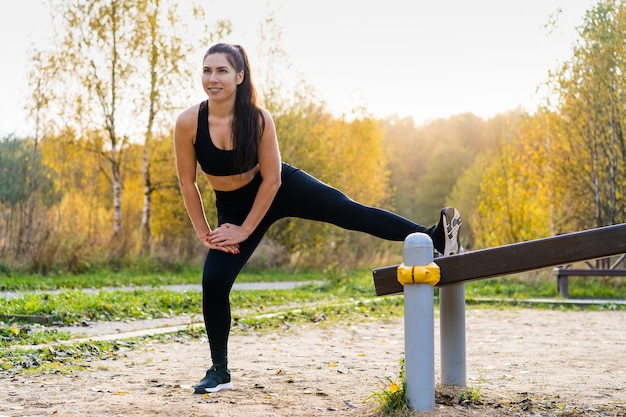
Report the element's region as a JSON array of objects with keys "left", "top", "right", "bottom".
[{"left": 174, "top": 43, "right": 462, "bottom": 394}]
